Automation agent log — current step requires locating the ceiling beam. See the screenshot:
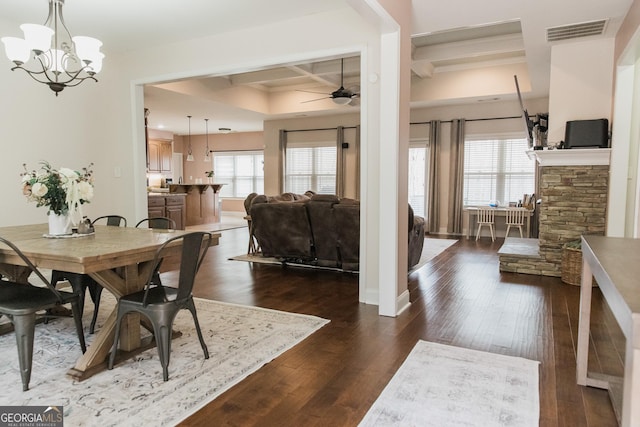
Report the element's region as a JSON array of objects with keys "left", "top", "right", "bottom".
[{"left": 413, "top": 33, "right": 525, "bottom": 64}]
